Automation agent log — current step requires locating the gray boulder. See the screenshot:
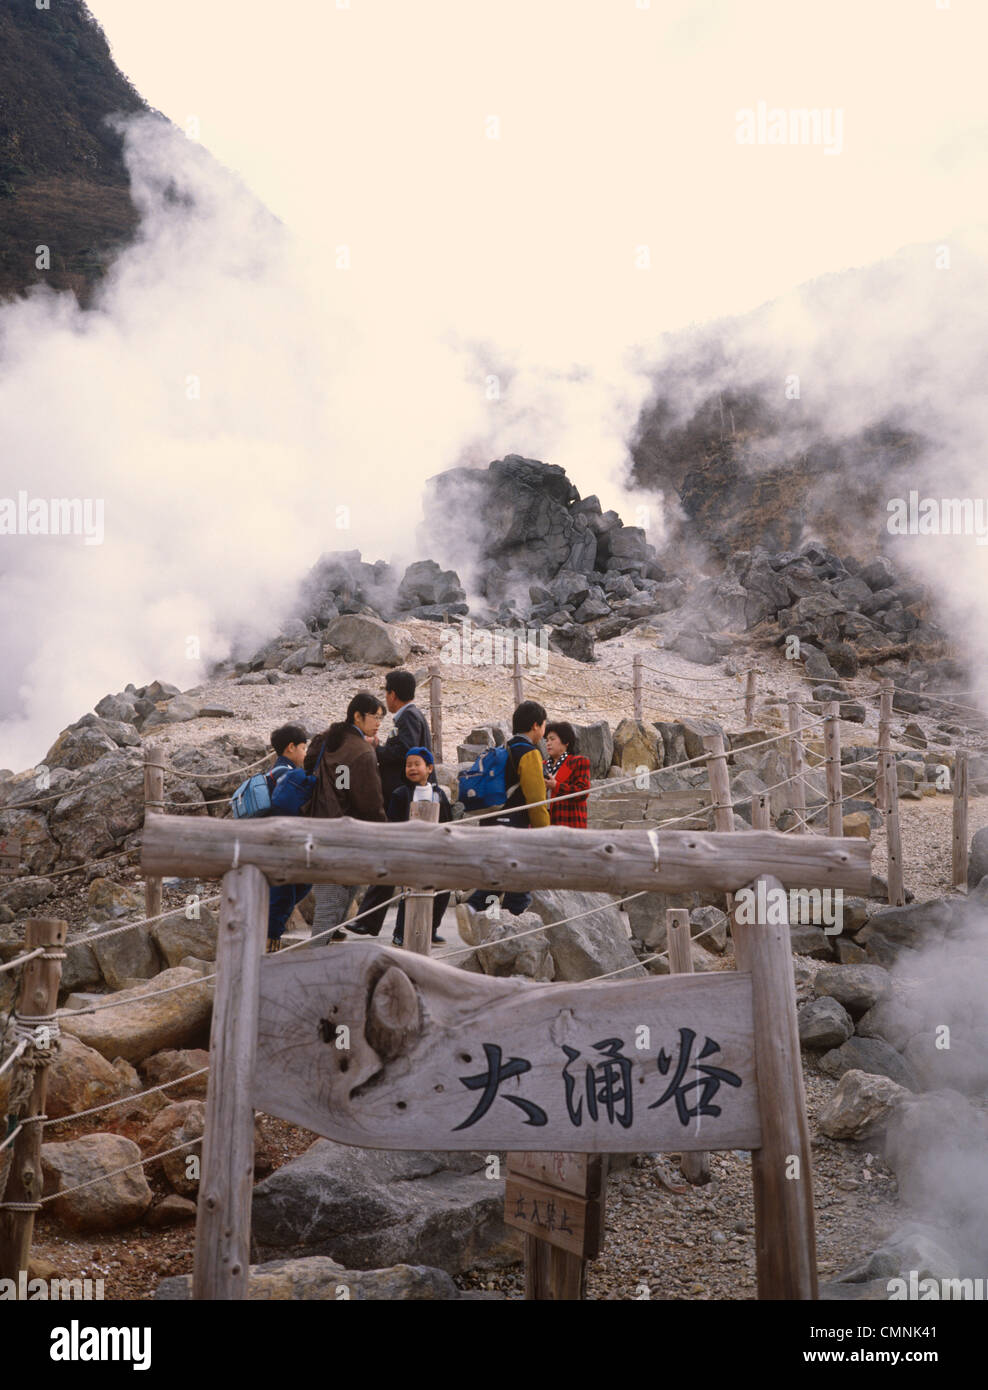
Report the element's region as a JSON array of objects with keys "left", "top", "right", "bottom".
[
  {"left": 573, "top": 597, "right": 611, "bottom": 624},
  {"left": 41, "top": 1134, "right": 152, "bottom": 1231},
  {"left": 325, "top": 615, "right": 411, "bottom": 667},
  {"left": 571, "top": 722, "right": 613, "bottom": 779},
  {"left": 0, "top": 807, "right": 59, "bottom": 875},
  {"left": 95, "top": 693, "right": 140, "bottom": 725},
  {"left": 671, "top": 632, "right": 719, "bottom": 666},
  {"left": 281, "top": 642, "right": 326, "bottom": 673},
  {"left": 156, "top": 1256, "right": 461, "bottom": 1301},
  {"left": 816, "top": 1068, "right": 908, "bottom": 1141},
  {"left": 612, "top": 719, "right": 661, "bottom": 772},
  {"left": 44, "top": 726, "right": 118, "bottom": 770},
  {"left": 813, "top": 964, "right": 891, "bottom": 1018},
  {"left": 142, "top": 695, "right": 203, "bottom": 729},
  {"left": 251, "top": 1142, "right": 520, "bottom": 1273},
  {"left": 468, "top": 910, "right": 554, "bottom": 980},
  {"left": 528, "top": 890, "right": 644, "bottom": 981},
  {"left": 397, "top": 560, "right": 465, "bottom": 609},
  {"left": 968, "top": 827, "right": 988, "bottom": 888},
  {"left": 88, "top": 920, "right": 161, "bottom": 992},
  {"left": 548, "top": 625, "right": 594, "bottom": 663},
  {"left": 858, "top": 899, "right": 951, "bottom": 951},
  {"left": 797, "top": 996, "right": 853, "bottom": 1049},
  {"left": 818, "top": 1036, "right": 919, "bottom": 1090},
  {"left": 151, "top": 905, "right": 219, "bottom": 968}
]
